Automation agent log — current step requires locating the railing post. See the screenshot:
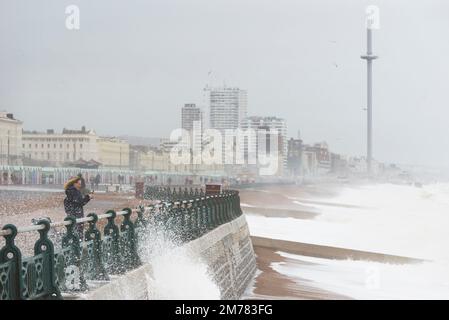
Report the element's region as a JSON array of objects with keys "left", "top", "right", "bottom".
[
  {"left": 186, "top": 203, "right": 196, "bottom": 241},
  {"left": 206, "top": 197, "right": 216, "bottom": 229},
  {"left": 196, "top": 199, "right": 206, "bottom": 236},
  {"left": 164, "top": 203, "right": 176, "bottom": 239},
  {"left": 216, "top": 195, "right": 224, "bottom": 225},
  {"left": 84, "top": 213, "right": 109, "bottom": 281},
  {"left": 103, "top": 210, "right": 121, "bottom": 274},
  {"left": 135, "top": 205, "right": 147, "bottom": 229},
  {"left": 33, "top": 219, "right": 62, "bottom": 299},
  {"left": 225, "top": 195, "right": 232, "bottom": 221},
  {"left": 119, "top": 208, "right": 141, "bottom": 270},
  {"left": 221, "top": 195, "right": 228, "bottom": 222},
  {"left": 171, "top": 203, "right": 184, "bottom": 243},
  {"left": 213, "top": 196, "right": 220, "bottom": 227},
  {"left": 236, "top": 191, "right": 243, "bottom": 216},
  {"left": 191, "top": 200, "right": 199, "bottom": 237},
  {"left": 0, "top": 224, "right": 23, "bottom": 300},
  {"left": 201, "top": 198, "right": 211, "bottom": 232},
  {"left": 231, "top": 194, "right": 237, "bottom": 218},
  {"left": 180, "top": 203, "right": 190, "bottom": 242},
  {"left": 62, "top": 216, "right": 88, "bottom": 292}
]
